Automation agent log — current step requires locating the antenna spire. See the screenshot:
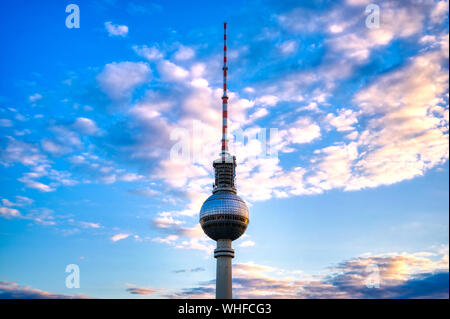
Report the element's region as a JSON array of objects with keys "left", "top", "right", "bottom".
[{"left": 221, "top": 22, "right": 229, "bottom": 159}]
